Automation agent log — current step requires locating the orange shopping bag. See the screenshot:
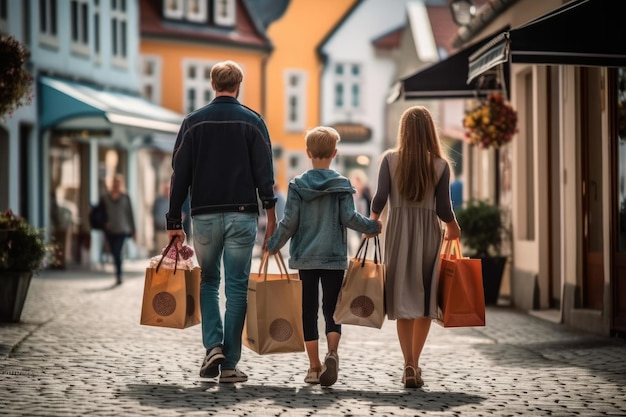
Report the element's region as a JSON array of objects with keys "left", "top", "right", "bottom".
[{"left": 435, "top": 239, "right": 485, "bottom": 328}]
